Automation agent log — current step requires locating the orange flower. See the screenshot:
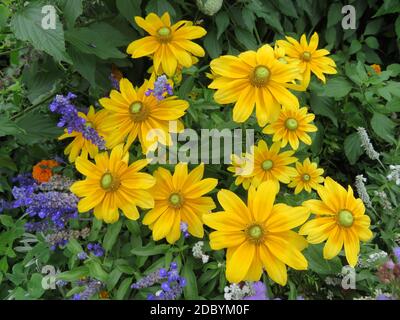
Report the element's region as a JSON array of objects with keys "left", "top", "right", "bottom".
[
  {"left": 99, "top": 291, "right": 109, "bottom": 299},
  {"left": 370, "top": 64, "right": 381, "bottom": 75},
  {"left": 32, "top": 160, "right": 60, "bottom": 183}
]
